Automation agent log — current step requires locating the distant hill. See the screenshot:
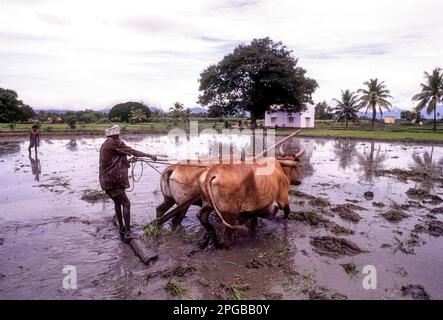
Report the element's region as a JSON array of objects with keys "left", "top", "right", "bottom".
[
  {"left": 34, "top": 109, "right": 72, "bottom": 114},
  {"left": 189, "top": 107, "right": 208, "bottom": 114},
  {"left": 358, "top": 105, "right": 443, "bottom": 120},
  {"left": 358, "top": 106, "right": 404, "bottom": 120},
  {"left": 419, "top": 104, "right": 443, "bottom": 119}
]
